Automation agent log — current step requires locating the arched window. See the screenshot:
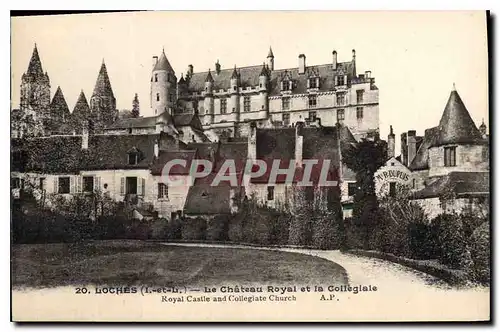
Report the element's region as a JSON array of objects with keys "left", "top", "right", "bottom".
[{"left": 156, "top": 93, "right": 160, "bottom": 102}]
